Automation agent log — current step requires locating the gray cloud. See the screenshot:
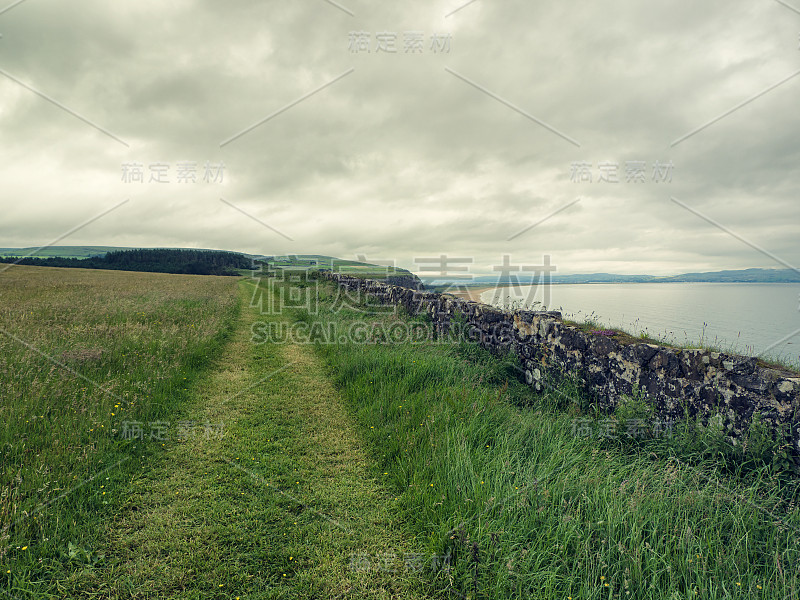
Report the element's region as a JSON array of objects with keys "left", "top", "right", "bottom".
[{"left": 1, "top": 0, "right": 798, "bottom": 276}]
